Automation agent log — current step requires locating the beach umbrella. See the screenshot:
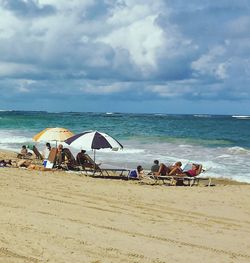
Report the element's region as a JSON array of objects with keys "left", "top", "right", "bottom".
[
  {"left": 64, "top": 130, "right": 123, "bottom": 166},
  {"left": 33, "top": 127, "right": 74, "bottom": 146}
]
